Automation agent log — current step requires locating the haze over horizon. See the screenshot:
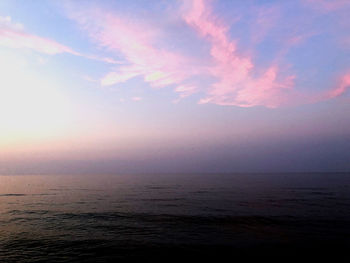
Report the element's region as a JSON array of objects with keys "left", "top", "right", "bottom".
[{"left": 1, "top": 0, "right": 350, "bottom": 174}]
